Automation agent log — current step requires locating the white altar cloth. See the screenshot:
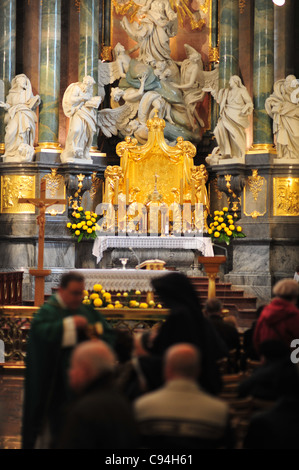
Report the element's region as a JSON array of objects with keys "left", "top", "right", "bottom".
[
  {"left": 92, "top": 236, "right": 214, "bottom": 263},
  {"left": 73, "top": 268, "right": 172, "bottom": 292}
]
